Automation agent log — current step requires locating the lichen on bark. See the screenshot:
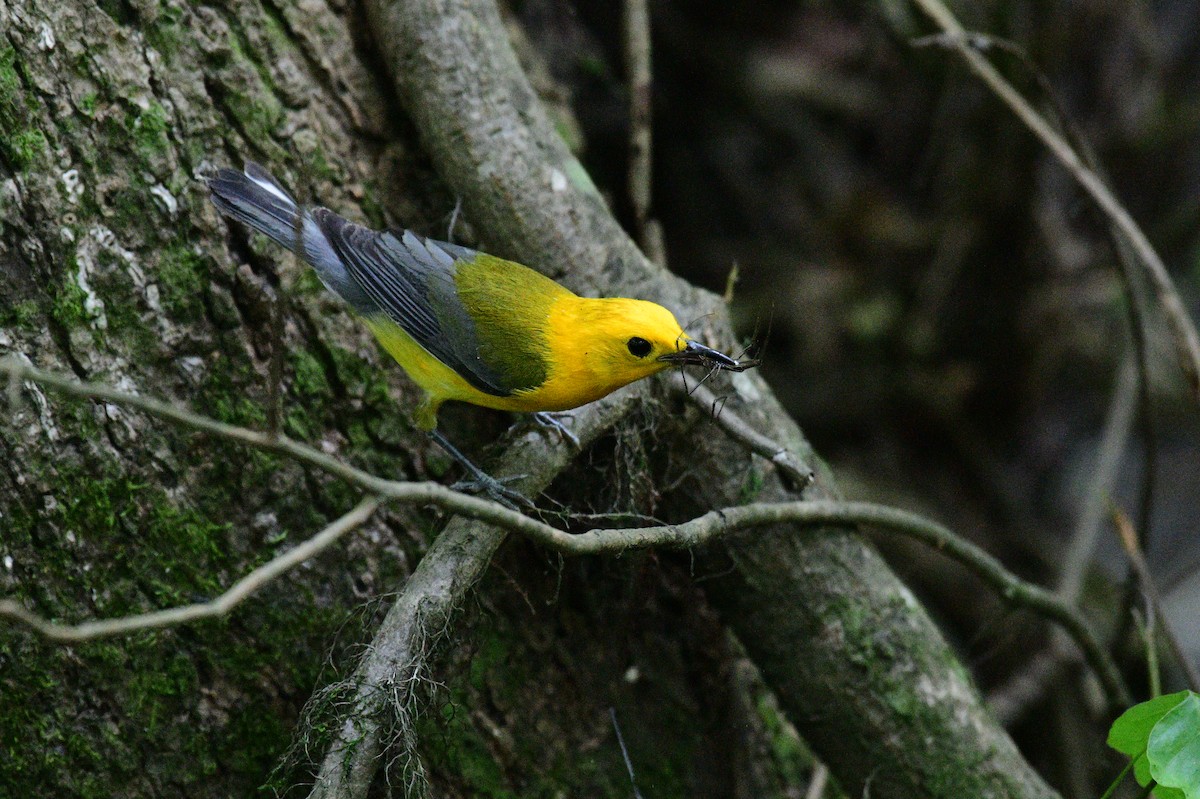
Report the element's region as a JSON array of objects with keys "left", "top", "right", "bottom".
[
  {"left": 0, "top": 0, "right": 433, "bottom": 793},
  {"left": 2, "top": 0, "right": 1066, "bottom": 797}
]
